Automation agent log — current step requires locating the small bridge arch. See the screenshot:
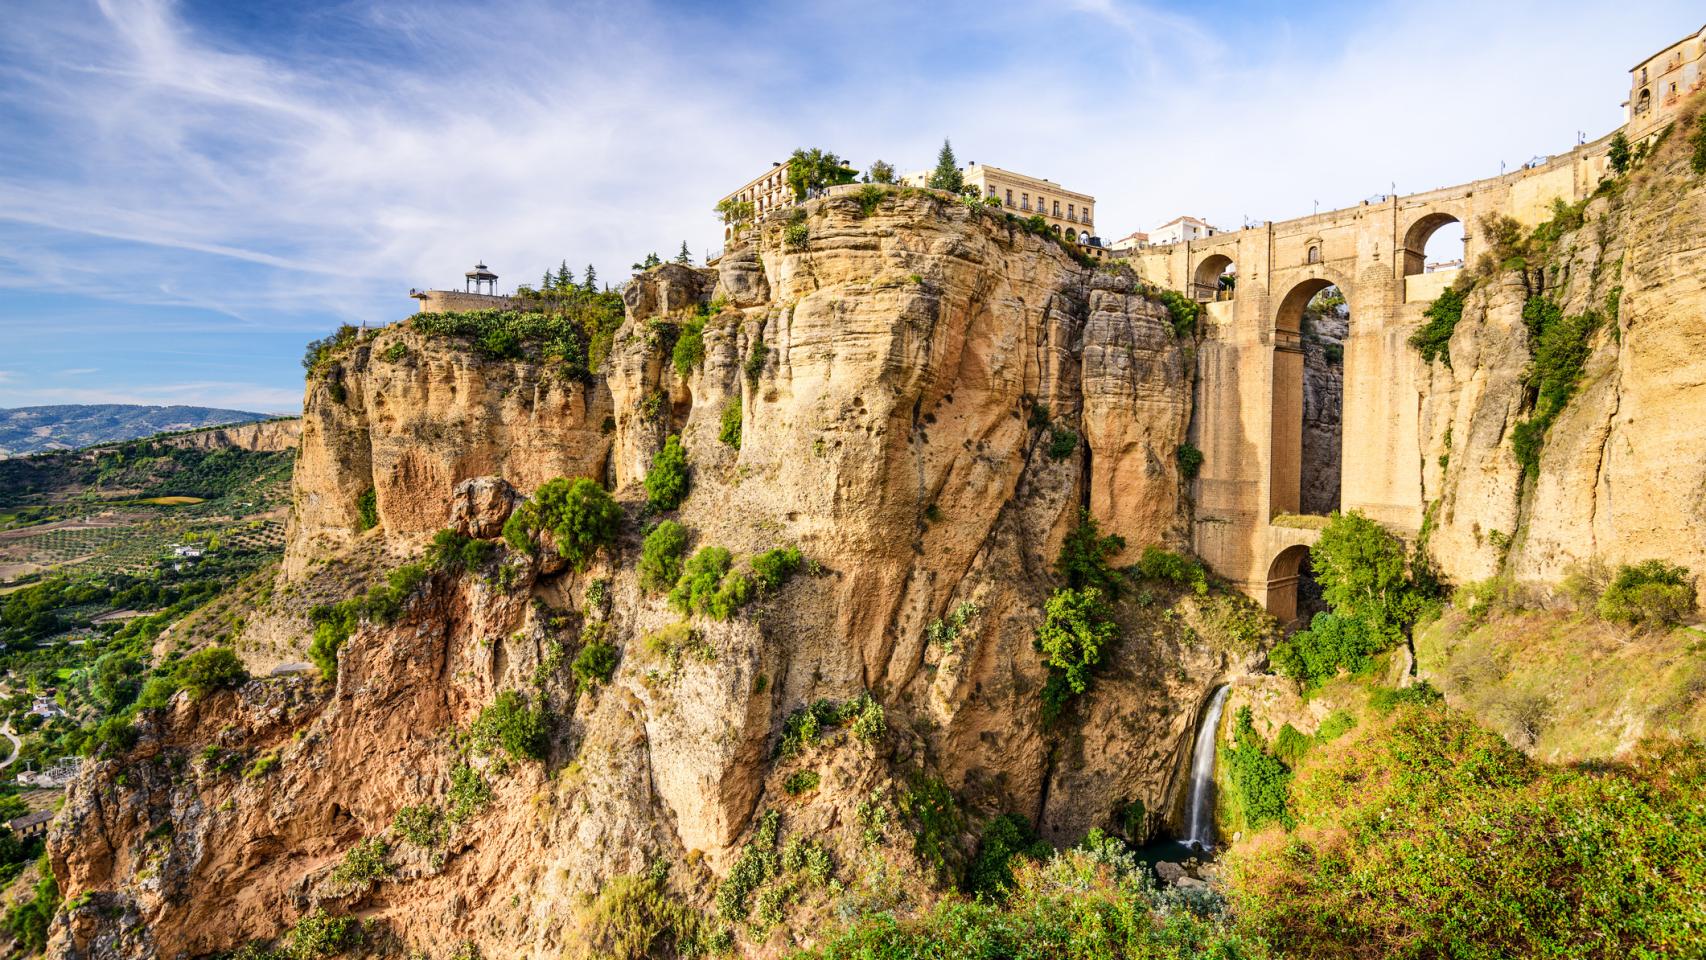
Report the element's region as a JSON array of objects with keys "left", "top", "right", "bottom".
[
  {"left": 1265, "top": 543, "right": 1312, "bottom": 625},
  {"left": 1400, "top": 210, "right": 1466, "bottom": 276},
  {"left": 1192, "top": 253, "right": 1236, "bottom": 302}
]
